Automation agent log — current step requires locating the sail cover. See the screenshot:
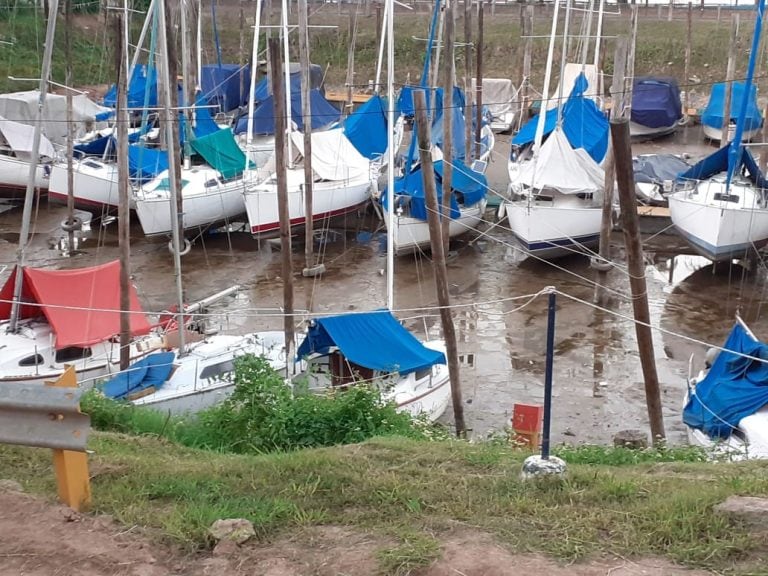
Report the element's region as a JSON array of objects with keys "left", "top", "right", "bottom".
[
  {"left": 547, "top": 63, "right": 601, "bottom": 109},
  {"left": 678, "top": 145, "right": 768, "bottom": 190},
  {"left": 701, "top": 82, "right": 763, "bottom": 132},
  {"left": 290, "top": 128, "right": 370, "bottom": 181},
  {"left": 0, "top": 115, "right": 56, "bottom": 160},
  {"left": 516, "top": 128, "right": 604, "bottom": 194},
  {"left": 0, "top": 260, "right": 152, "bottom": 349},
  {"left": 683, "top": 322, "right": 768, "bottom": 439},
  {"left": 191, "top": 128, "right": 249, "bottom": 180},
  {"left": 200, "top": 63, "right": 250, "bottom": 112},
  {"left": 474, "top": 78, "right": 516, "bottom": 120},
  {"left": 251, "top": 63, "right": 325, "bottom": 103},
  {"left": 296, "top": 310, "right": 446, "bottom": 375},
  {"left": 343, "top": 94, "right": 388, "bottom": 159},
  {"left": 631, "top": 77, "right": 683, "bottom": 129},
  {"left": 233, "top": 89, "right": 340, "bottom": 135}
]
